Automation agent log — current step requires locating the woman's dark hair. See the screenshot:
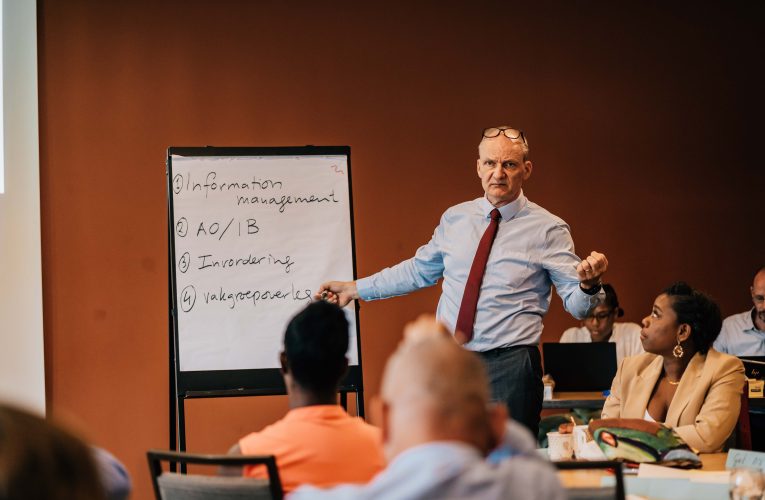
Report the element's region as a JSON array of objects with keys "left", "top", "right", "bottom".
[
  {"left": 663, "top": 281, "right": 722, "bottom": 354},
  {"left": 602, "top": 284, "right": 624, "bottom": 317}
]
